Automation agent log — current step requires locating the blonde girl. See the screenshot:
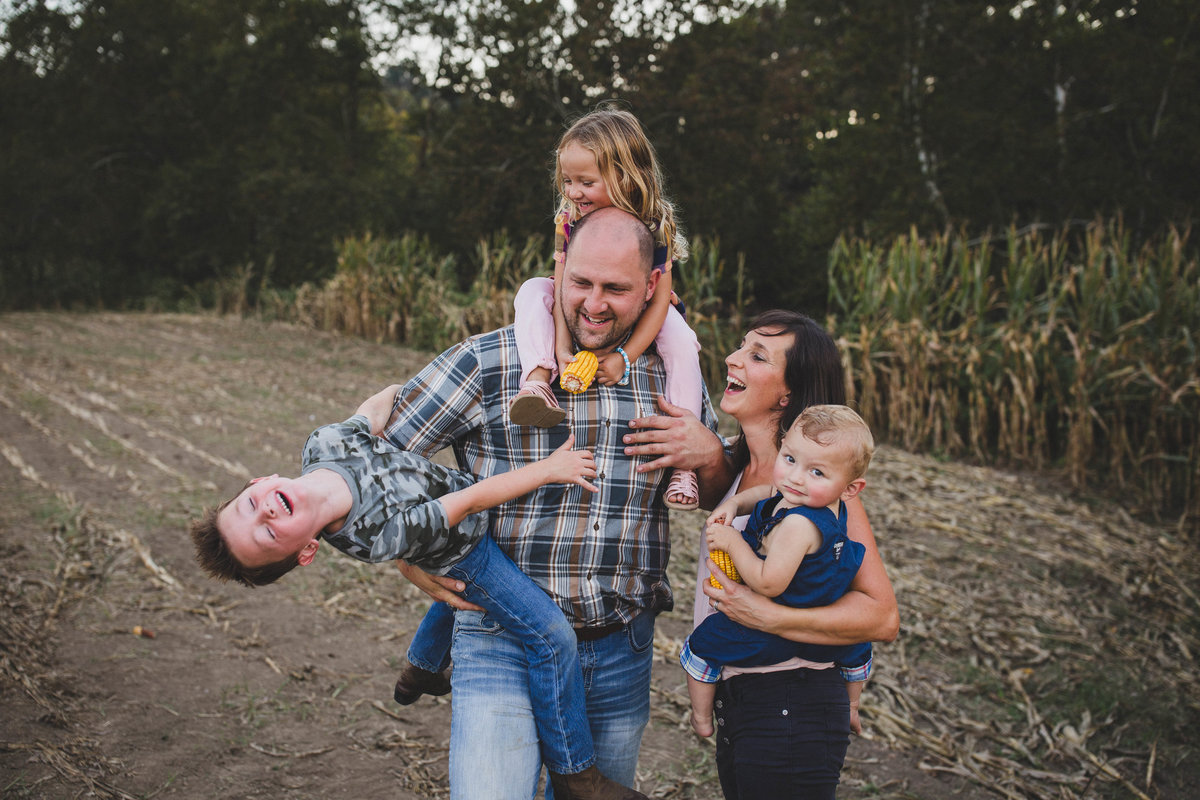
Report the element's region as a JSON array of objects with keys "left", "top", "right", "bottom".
[{"left": 509, "top": 107, "right": 704, "bottom": 510}]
